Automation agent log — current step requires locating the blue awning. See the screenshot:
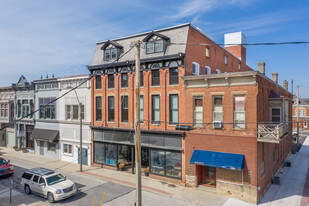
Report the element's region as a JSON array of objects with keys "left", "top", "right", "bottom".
[{"left": 190, "top": 150, "right": 245, "bottom": 171}]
